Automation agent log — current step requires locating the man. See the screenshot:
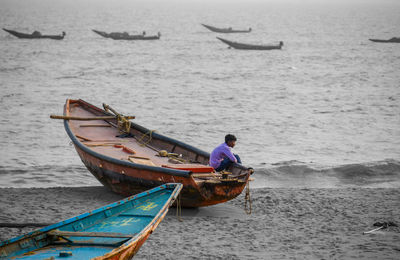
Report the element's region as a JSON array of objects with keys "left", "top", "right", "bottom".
[{"left": 210, "top": 134, "right": 242, "bottom": 172}]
